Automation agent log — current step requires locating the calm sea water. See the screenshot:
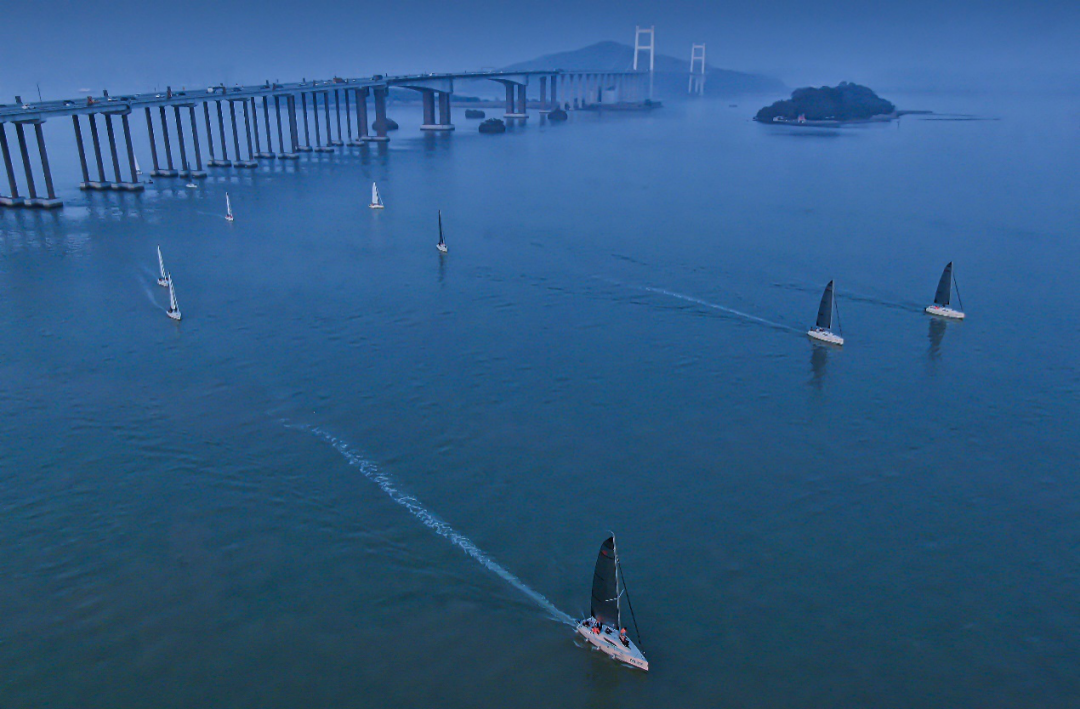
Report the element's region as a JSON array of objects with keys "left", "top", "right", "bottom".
[{"left": 1, "top": 92, "right": 1078, "bottom": 708}]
